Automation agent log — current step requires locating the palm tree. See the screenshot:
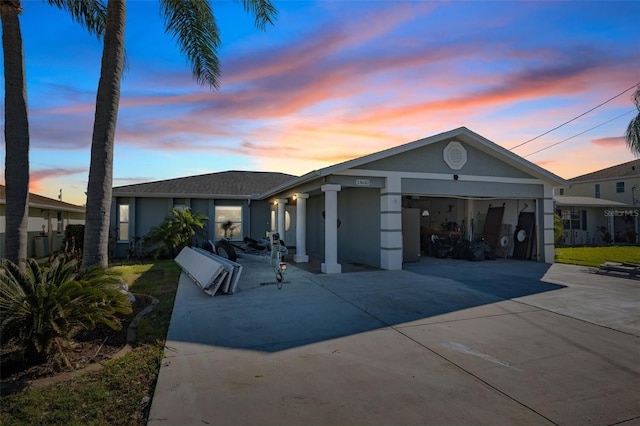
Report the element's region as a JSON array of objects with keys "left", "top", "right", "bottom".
[
  {"left": 1, "top": 0, "right": 105, "bottom": 267},
  {"left": 626, "top": 84, "right": 640, "bottom": 158},
  {"left": 82, "top": 0, "right": 277, "bottom": 268},
  {"left": 145, "top": 207, "right": 208, "bottom": 259}
]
